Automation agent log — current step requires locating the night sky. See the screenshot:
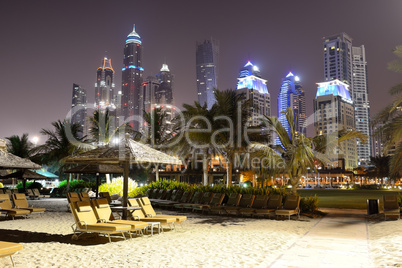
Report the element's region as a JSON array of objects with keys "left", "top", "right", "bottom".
[{"left": 1, "top": 0, "right": 401, "bottom": 140}]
